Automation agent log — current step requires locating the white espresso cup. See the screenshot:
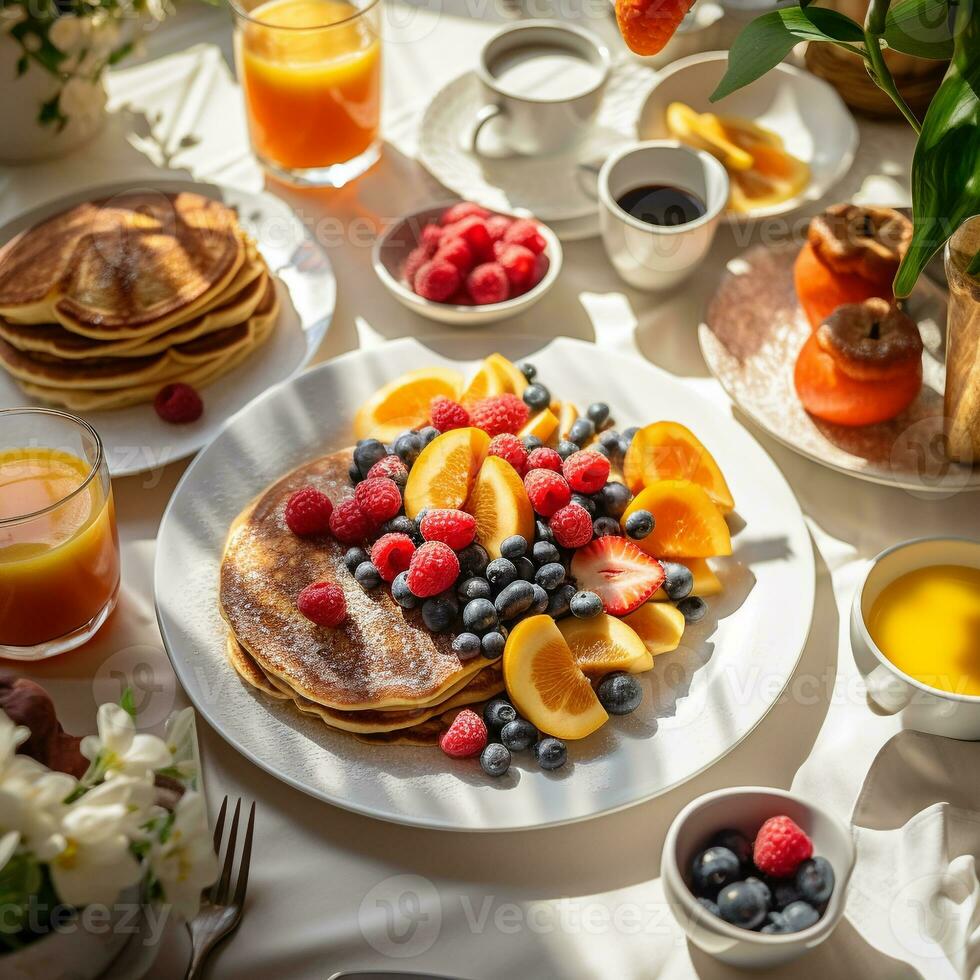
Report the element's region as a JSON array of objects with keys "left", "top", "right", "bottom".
[
  {"left": 470, "top": 21, "right": 611, "bottom": 157},
  {"left": 598, "top": 141, "right": 729, "bottom": 291}
]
